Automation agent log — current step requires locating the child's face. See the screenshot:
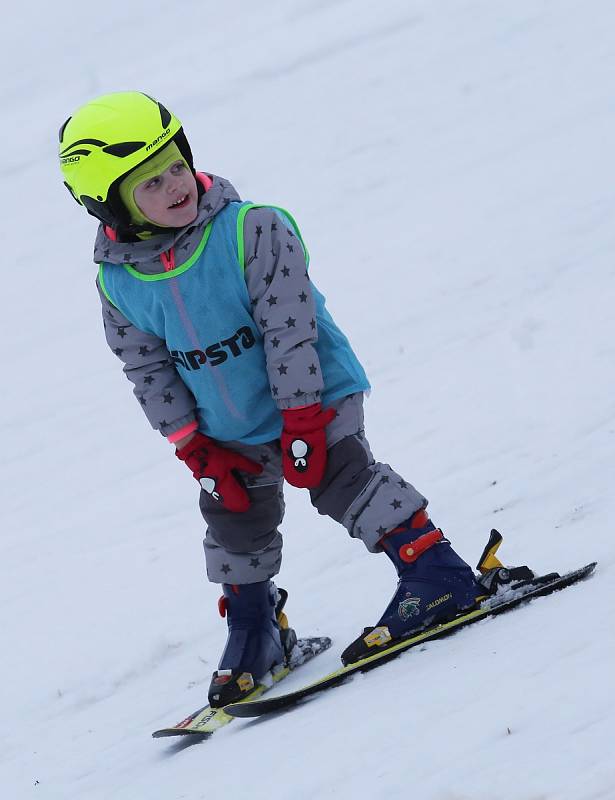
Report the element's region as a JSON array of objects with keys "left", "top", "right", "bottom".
[{"left": 133, "top": 160, "right": 198, "bottom": 228}]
